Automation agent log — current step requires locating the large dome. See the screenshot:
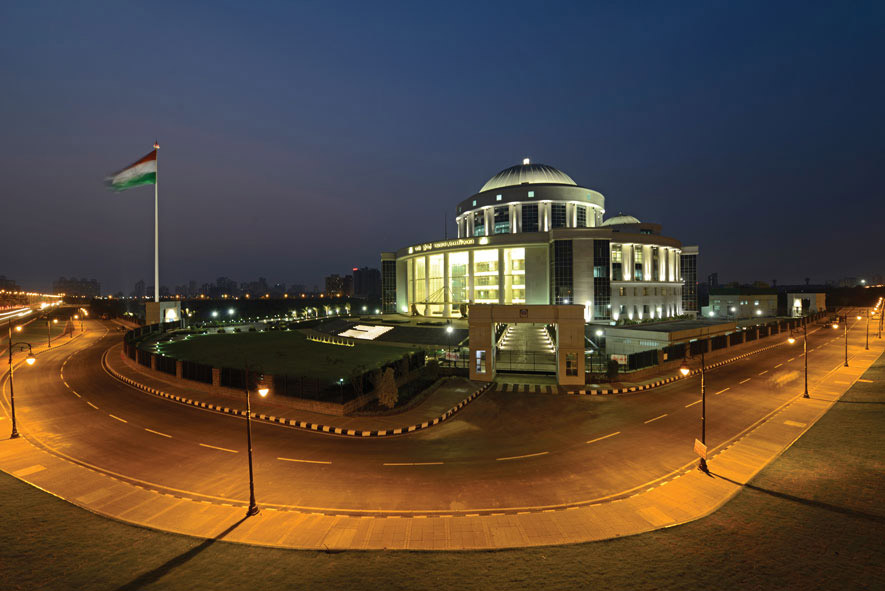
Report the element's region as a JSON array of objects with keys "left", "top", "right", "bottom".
[
  {"left": 480, "top": 160, "right": 577, "bottom": 193},
  {"left": 601, "top": 214, "right": 641, "bottom": 226}
]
